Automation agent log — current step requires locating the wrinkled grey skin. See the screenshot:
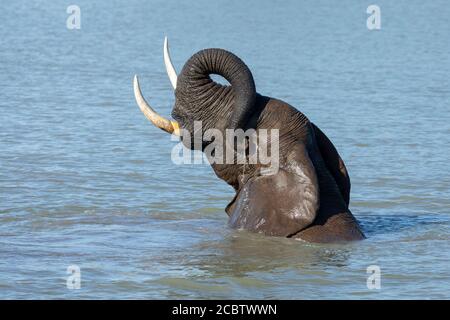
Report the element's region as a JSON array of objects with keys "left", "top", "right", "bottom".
[{"left": 172, "top": 48, "right": 365, "bottom": 243}]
